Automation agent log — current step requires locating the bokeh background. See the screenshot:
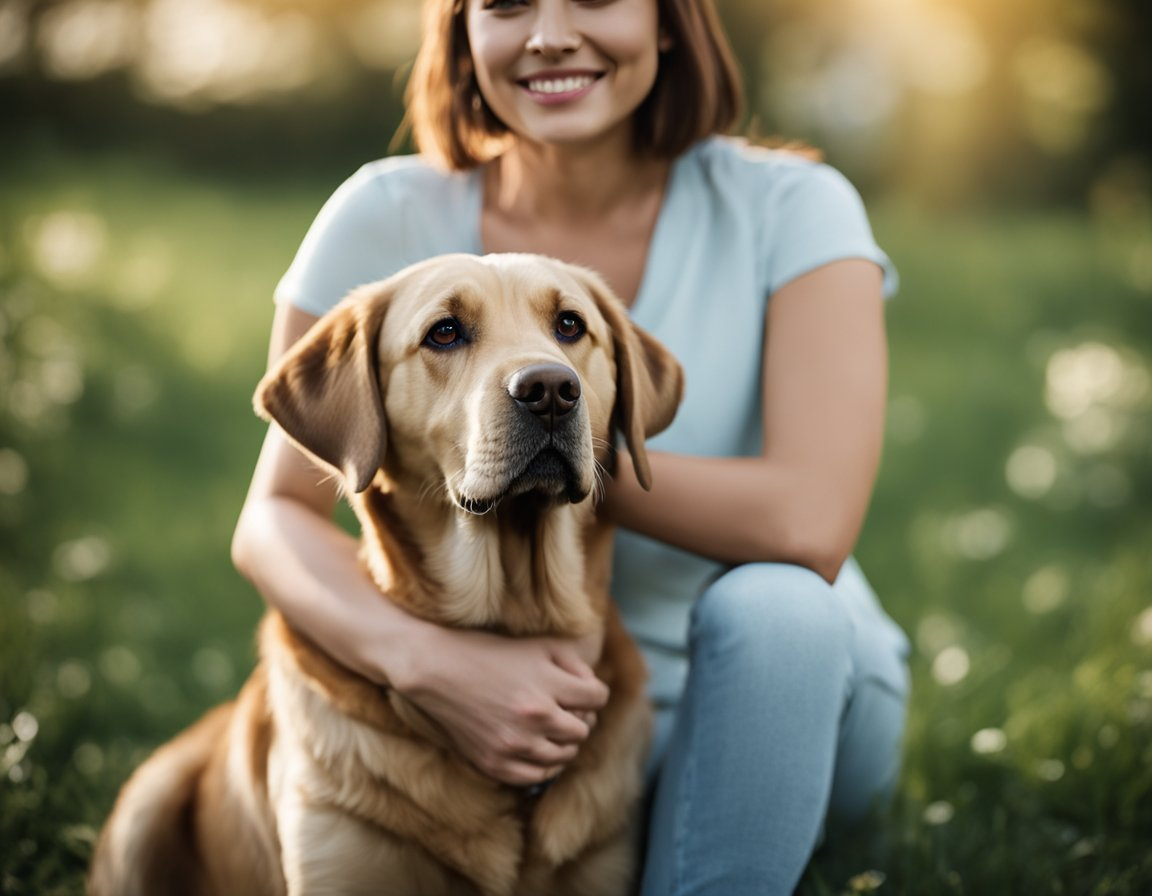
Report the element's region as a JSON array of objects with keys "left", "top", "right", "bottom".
[{"left": 1, "top": 0, "right": 1150, "bottom": 893}]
